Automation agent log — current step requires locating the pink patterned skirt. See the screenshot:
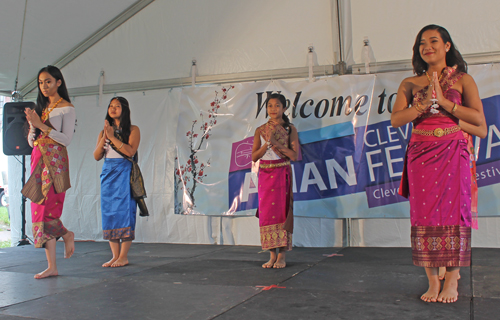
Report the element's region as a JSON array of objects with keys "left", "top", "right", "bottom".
[
  {"left": 257, "top": 159, "right": 293, "bottom": 251},
  {"left": 407, "top": 138, "right": 471, "bottom": 267},
  {"left": 30, "top": 145, "right": 68, "bottom": 248}
]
